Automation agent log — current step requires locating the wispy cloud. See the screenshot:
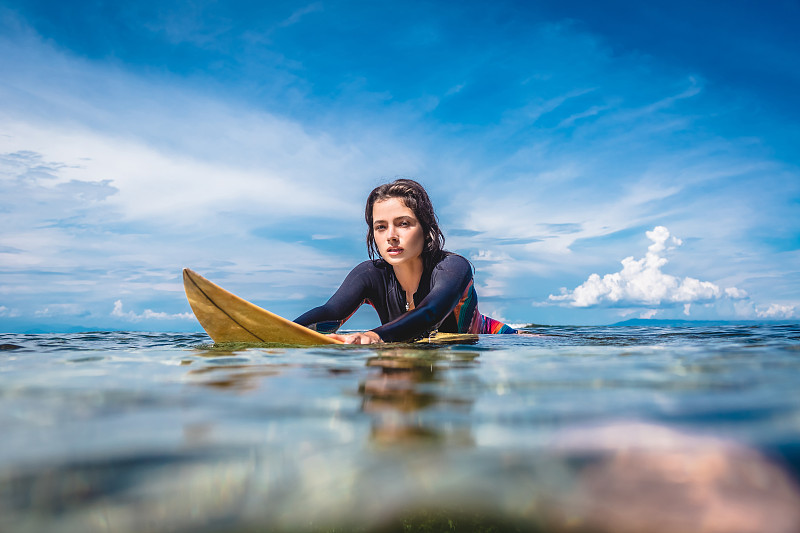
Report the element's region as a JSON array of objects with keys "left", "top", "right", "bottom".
[
  {"left": 0, "top": 306, "right": 20, "bottom": 318},
  {"left": 278, "top": 2, "right": 323, "bottom": 29},
  {"left": 34, "top": 304, "right": 87, "bottom": 318},
  {"left": 111, "top": 300, "right": 193, "bottom": 321}
]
